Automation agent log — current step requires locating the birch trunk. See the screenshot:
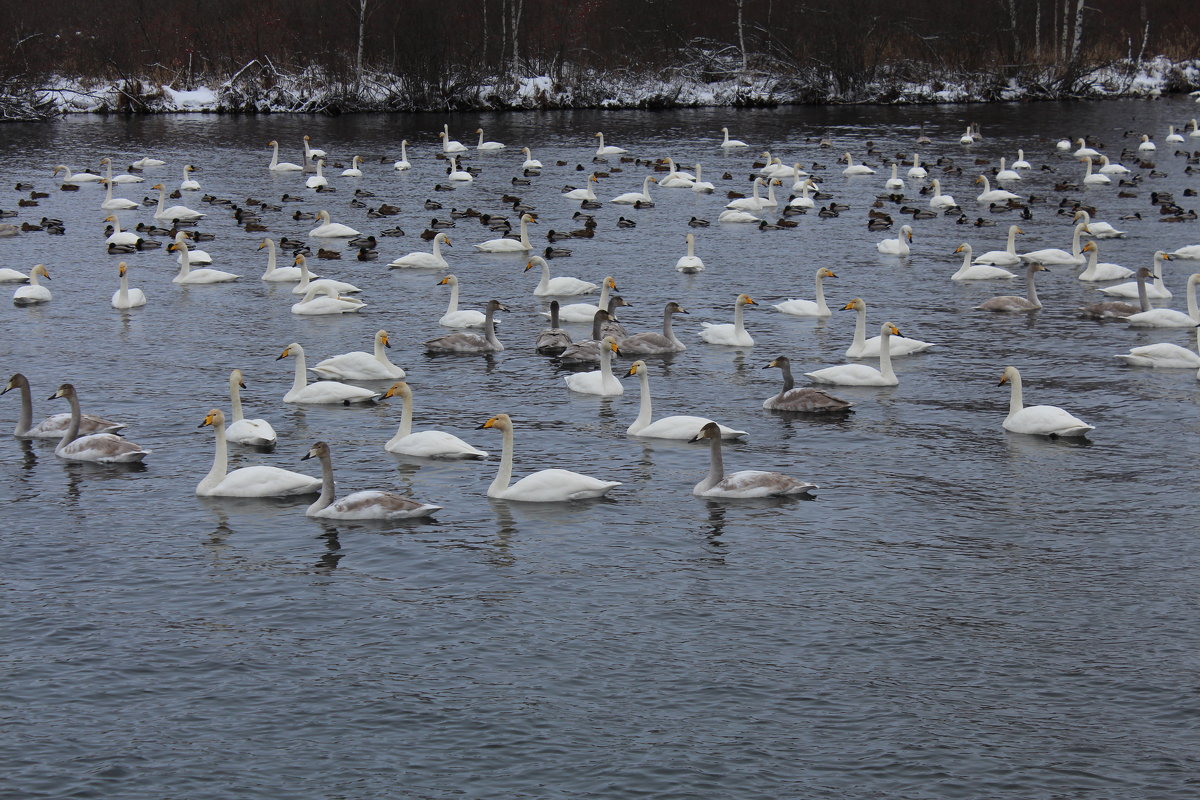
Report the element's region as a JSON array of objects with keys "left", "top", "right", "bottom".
[
  {"left": 736, "top": 0, "right": 747, "bottom": 72},
  {"left": 1070, "top": 0, "right": 1084, "bottom": 62}
]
